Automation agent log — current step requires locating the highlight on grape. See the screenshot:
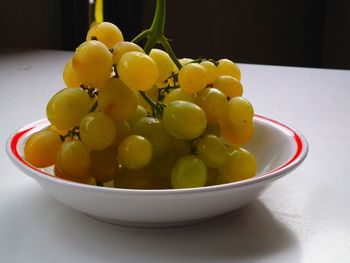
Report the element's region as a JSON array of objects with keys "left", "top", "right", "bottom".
[{"left": 24, "top": 0, "right": 257, "bottom": 189}]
